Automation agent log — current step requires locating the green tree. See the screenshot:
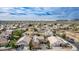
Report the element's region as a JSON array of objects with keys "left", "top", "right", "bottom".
[
  {"left": 10, "top": 29, "right": 23, "bottom": 40},
  {"left": 6, "top": 29, "right": 24, "bottom": 48},
  {"left": 5, "top": 40, "right": 16, "bottom": 48},
  {"left": 62, "top": 33, "right": 66, "bottom": 39}
]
